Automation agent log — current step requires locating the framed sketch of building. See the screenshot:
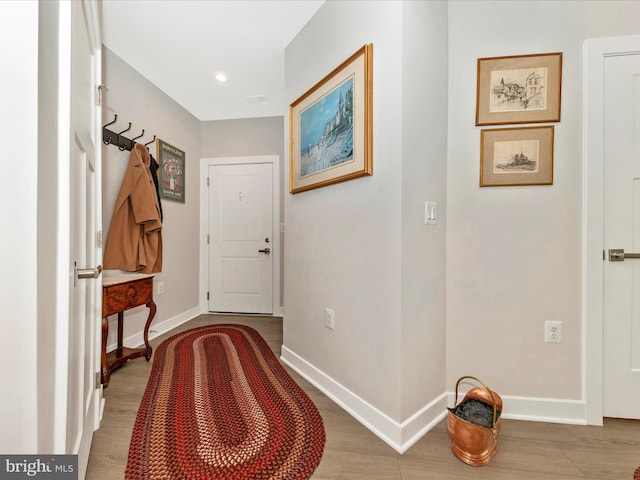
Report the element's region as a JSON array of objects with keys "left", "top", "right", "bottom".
[
  {"left": 480, "top": 126, "right": 554, "bottom": 186},
  {"left": 476, "top": 52, "right": 562, "bottom": 125},
  {"left": 289, "top": 44, "right": 373, "bottom": 194}
]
